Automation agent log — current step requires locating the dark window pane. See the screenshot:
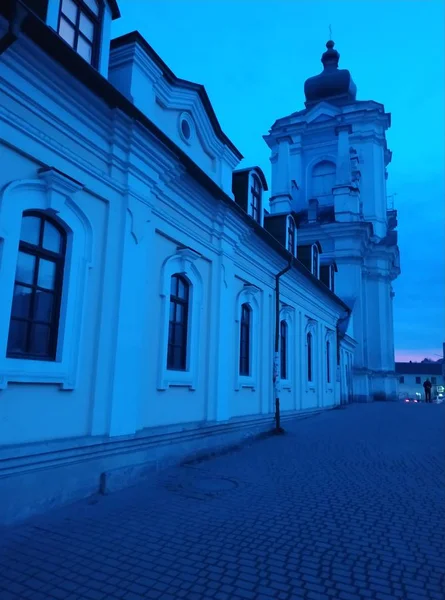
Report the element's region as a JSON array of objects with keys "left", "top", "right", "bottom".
[
  {"left": 37, "top": 259, "right": 56, "bottom": 290},
  {"left": 16, "top": 252, "right": 36, "bottom": 285},
  {"left": 84, "top": 0, "right": 100, "bottom": 15},
  {"left": 307, "top": 333, "right": 313, "bottom": 381},
  {"left": 175, "top": 303, "right": 184, "bottom": 324},
  {"left": 11, "top": 285, "right": 32, "bottom": 319},
  {"left": 79, "top": 13, "right": 95, "bottom": 40},
  {"left": 43, "top": 221, "right": 62, "bottom": 253},
  {"left": 177, "top": 278, "right": 188, "bottom": 300},
  {"left": 34, "top": 291, "right": 54, "bottom": 323},
  {"left": 170, "top": 276, "right": 178, "bottom": 296},
  {"left": 77, "top": 37, "right": 93, "bottom": 63},
  {"left": 169, "top": 301, "right": 175, "bottom": 322},
  {"left": 29, "top": 324, "right": 51, "bottom": 356},
  {"left": 61, "top": 0, "right": 78, "bottom": 22},
  {"left": 171, "top": 346, "right": 184, "bottom": 370},
  {"left": 7, "top": 320, "right": 28, "bottom": 354},
  {"left": 59, "top": 17, "right": 76, "bottom": 47},
  {"left": 20, "top": 216, "right": 41, "bottom": 245}
]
